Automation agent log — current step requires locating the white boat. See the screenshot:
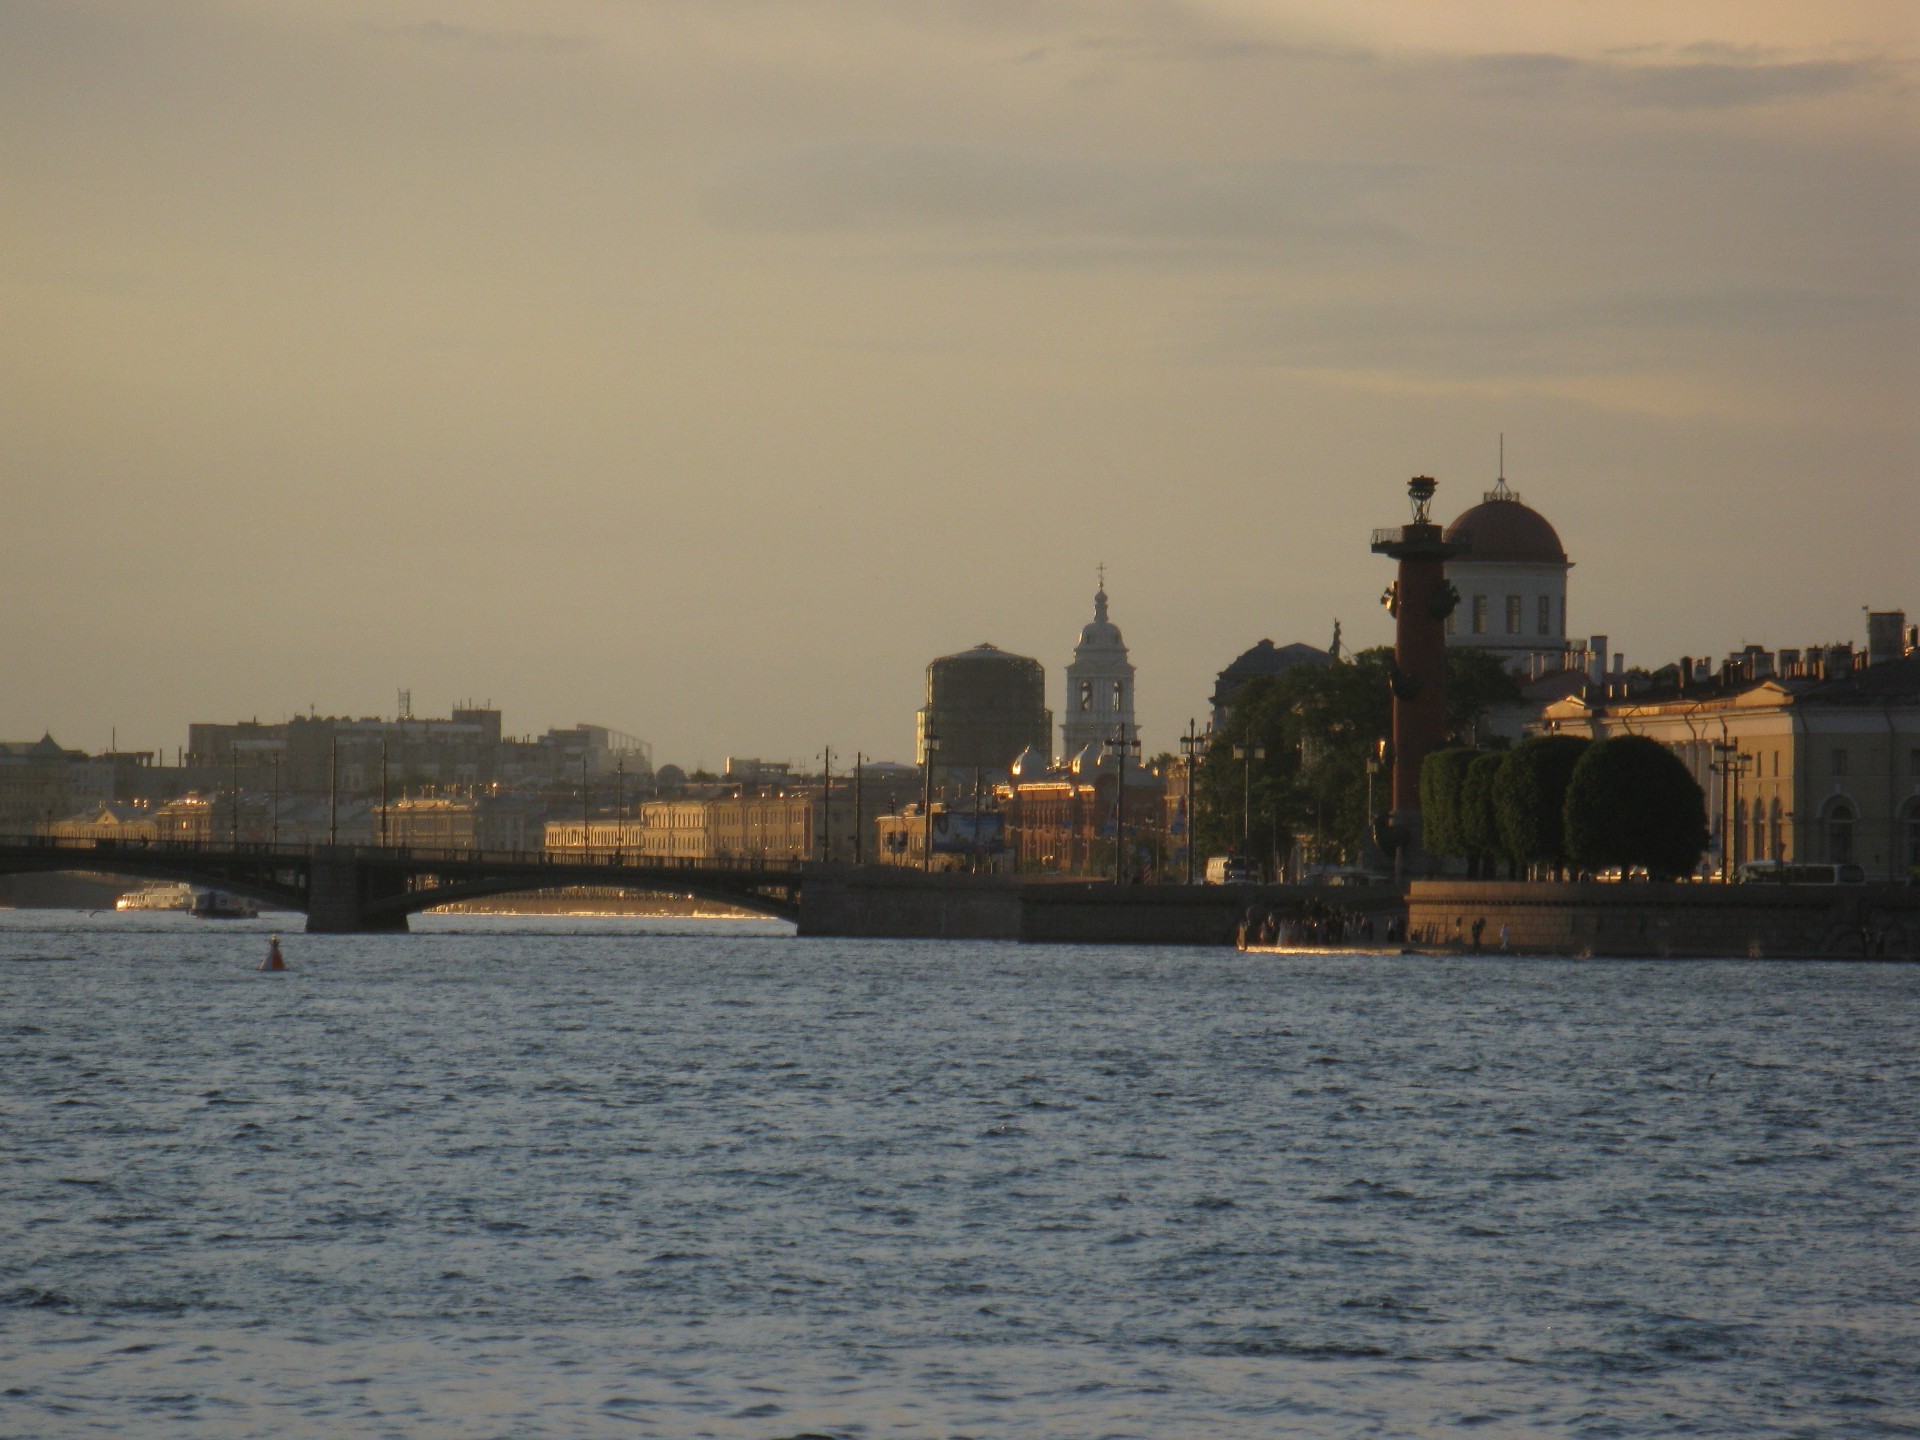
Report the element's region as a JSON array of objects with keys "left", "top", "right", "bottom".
[{"left": 115, "top": 882, "right": 195, "bottom": 912}]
